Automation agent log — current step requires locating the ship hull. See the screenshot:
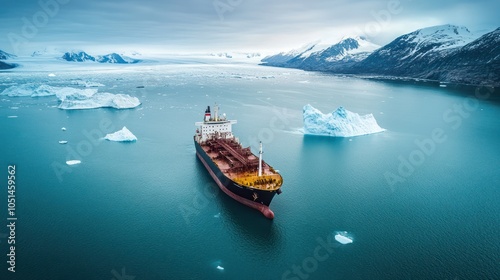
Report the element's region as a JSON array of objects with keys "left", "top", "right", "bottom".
[{"left": 194, "top": 139, "right": 278, "bottom": 219}]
